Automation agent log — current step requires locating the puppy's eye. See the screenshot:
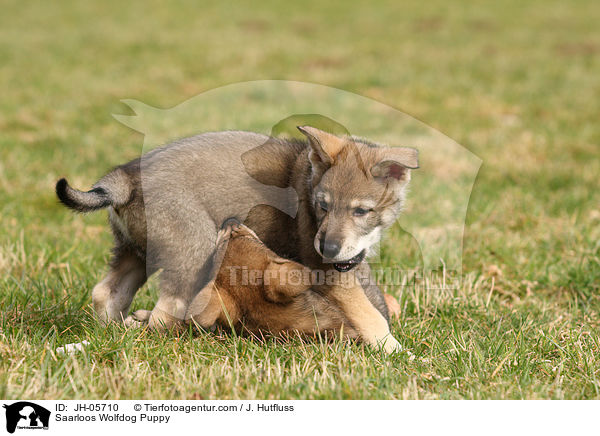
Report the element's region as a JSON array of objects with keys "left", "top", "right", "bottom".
[
  {"left": 353, "top": 207, "right": 371, "bottom": 217},
  {"left": 318, "top": 200, "right": 329, "bottom": 212}
]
